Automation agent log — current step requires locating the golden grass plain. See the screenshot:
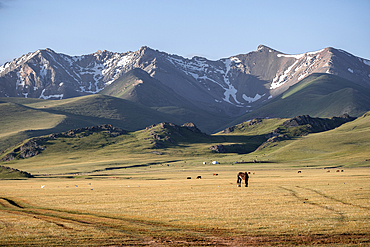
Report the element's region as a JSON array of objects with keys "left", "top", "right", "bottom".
[{"left": 1, "top": 167, "right": 369, "bottom": 246}]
